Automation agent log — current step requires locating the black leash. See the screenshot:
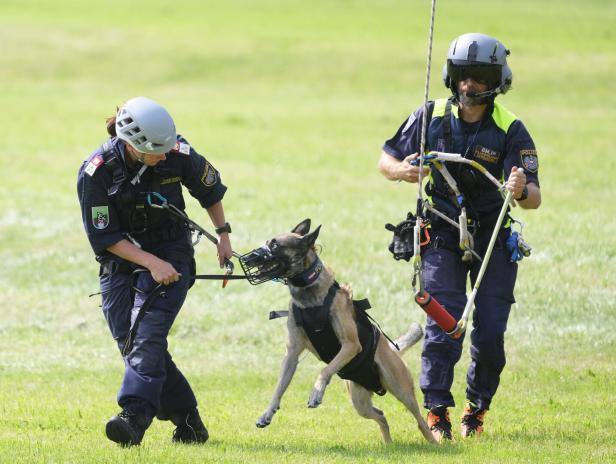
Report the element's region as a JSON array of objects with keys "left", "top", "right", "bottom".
[
  {"left": 122, "top": 269, "right": 165, "bottom": 356},
  {"left": 192, "top": 274, "right": 247, "bottom": 281}
]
